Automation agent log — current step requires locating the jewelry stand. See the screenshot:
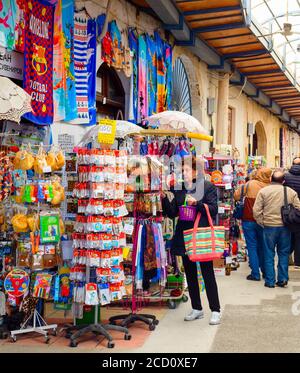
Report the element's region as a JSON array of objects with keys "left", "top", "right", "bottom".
[{"left": 10, "top": 308, "right": 57, "bottom": 343}]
